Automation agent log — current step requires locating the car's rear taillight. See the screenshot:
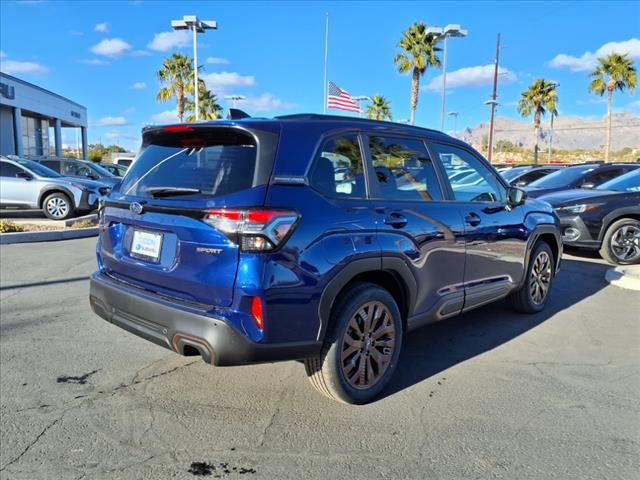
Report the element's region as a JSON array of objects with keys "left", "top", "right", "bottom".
[{"left": 202, "top": 208, "right": 299, "bottom": 252}]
